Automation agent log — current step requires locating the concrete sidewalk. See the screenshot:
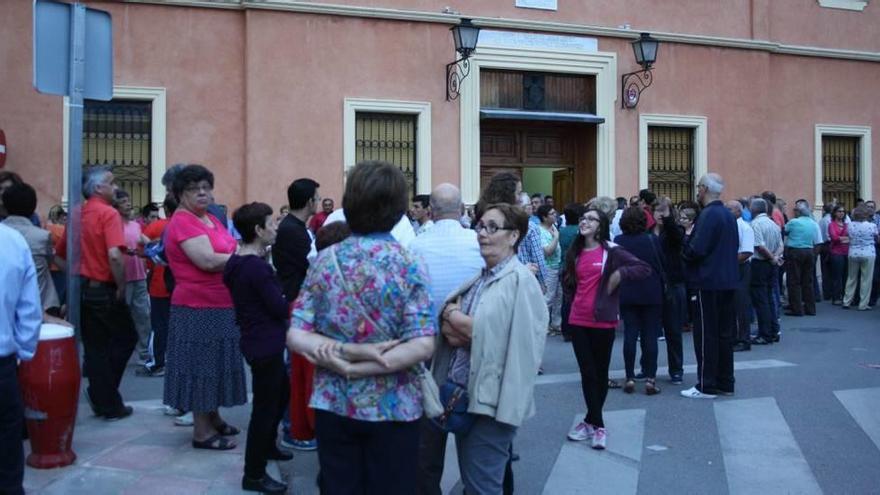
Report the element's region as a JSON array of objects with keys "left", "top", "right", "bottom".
[{"left": 22, "top": 399, "right": 289, "bottom": 494}]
